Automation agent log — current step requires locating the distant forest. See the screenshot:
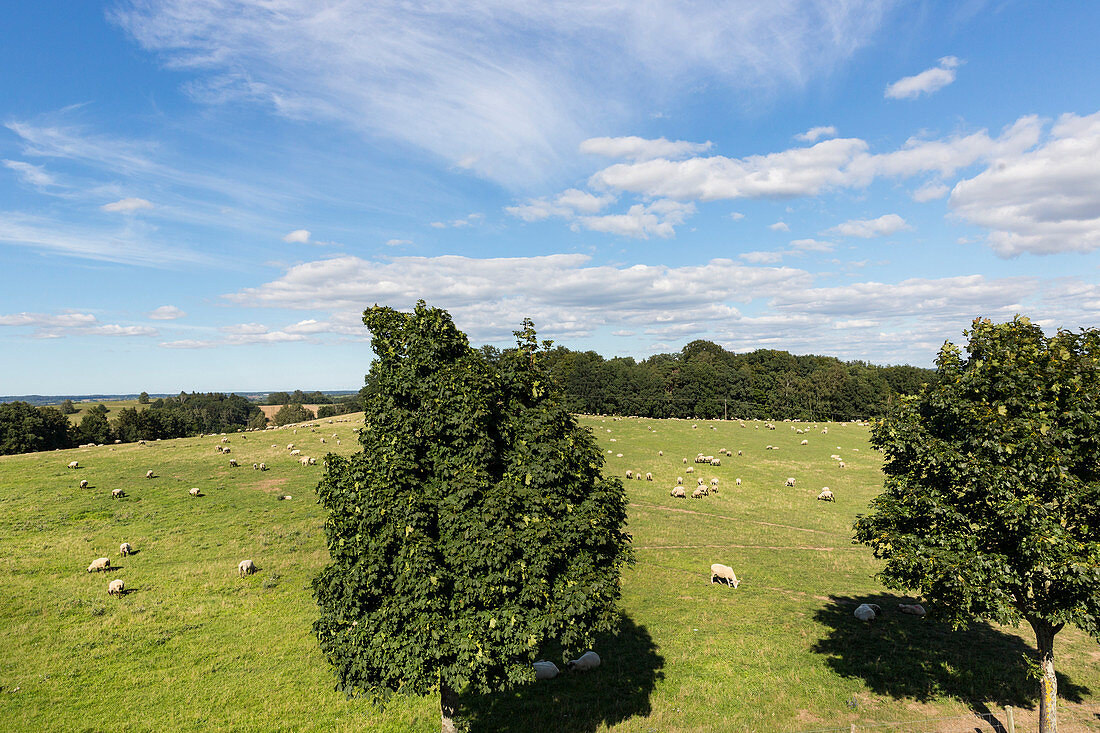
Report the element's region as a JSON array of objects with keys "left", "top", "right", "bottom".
[{"left": 0, "top": 342, "right": 934, "bottom": 456}]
